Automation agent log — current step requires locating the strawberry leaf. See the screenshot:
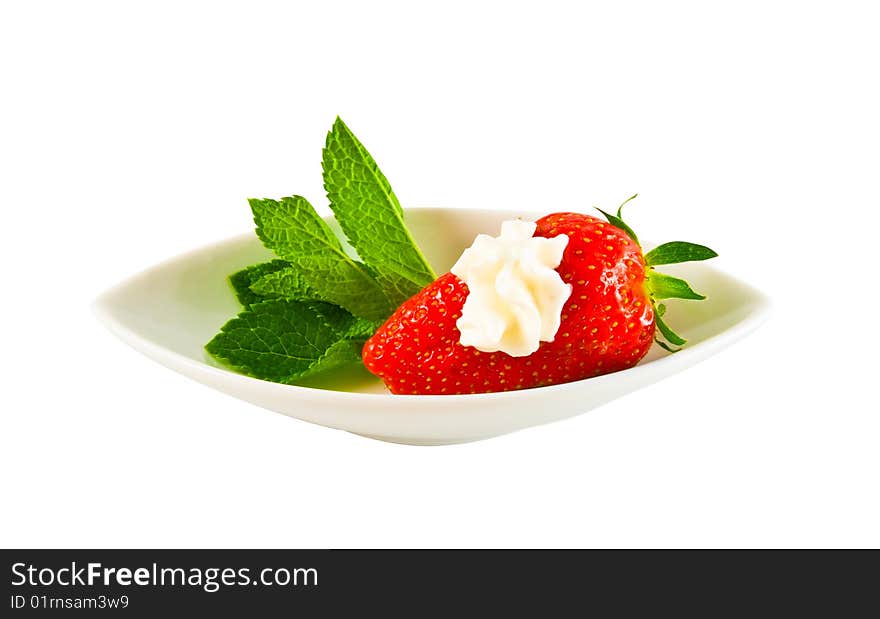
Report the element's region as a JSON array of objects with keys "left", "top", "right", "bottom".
[
  {"left": 596, "top": 194, "right": 641, "bottom": 244},
  {"left": 616, "top": 193, "right": 639, "bottom": 217},
  {"left": 647, "top": 271, "right": 706, "bottom": 301},
  {"left": 595, "top": 207, "right": 640, "bottom": 245},
  {"left": 645, "top": 242, "right": 718, "bottom": 266},
  {"left": 654, "top": 338, "right": 682, "bottom": 353},
  {"left": 594, "top": 194, "right": 716, "bottom": 356},
  {"left": 654, "top": 311, "right": 687, "bottom": 347}
]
